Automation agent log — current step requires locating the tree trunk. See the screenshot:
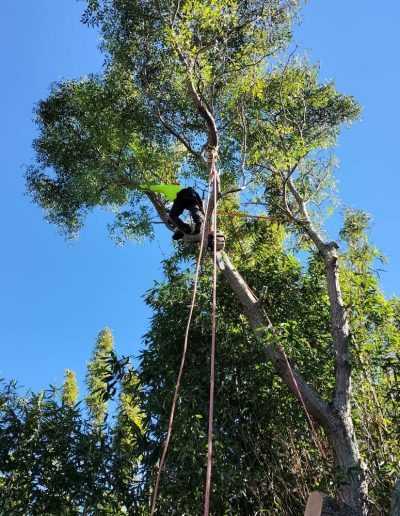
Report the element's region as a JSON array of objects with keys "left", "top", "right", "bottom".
[
  {"left": 326, "top": 416, "right": 368, "bottom": 515},
  {"left": 218, "top": 251, "right": 368, "bottom": 515},
  {"left": 305, "top": 491, "right": 357, "bottom": 515},
  {"left": 391, "top": 475, "right": 400, "bottom": 516},
  {"left": 284, "top": 179, "right": 368, "bottom": 513},
  {"left": 322, "top": 248, "right": 368, "bottom": 514}
]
